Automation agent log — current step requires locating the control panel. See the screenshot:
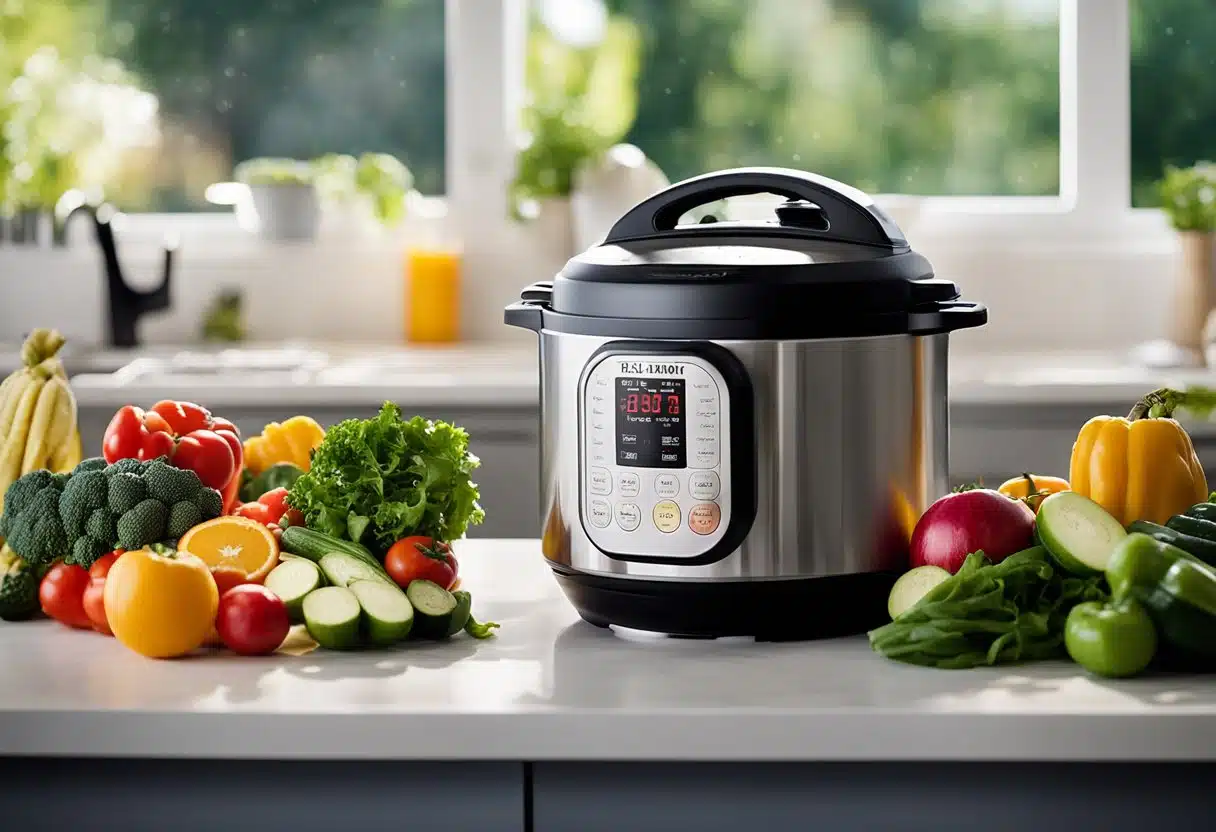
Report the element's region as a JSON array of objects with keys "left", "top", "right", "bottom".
[{"left": 579, "top": 351, "right": 731, "bottom": 559}]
